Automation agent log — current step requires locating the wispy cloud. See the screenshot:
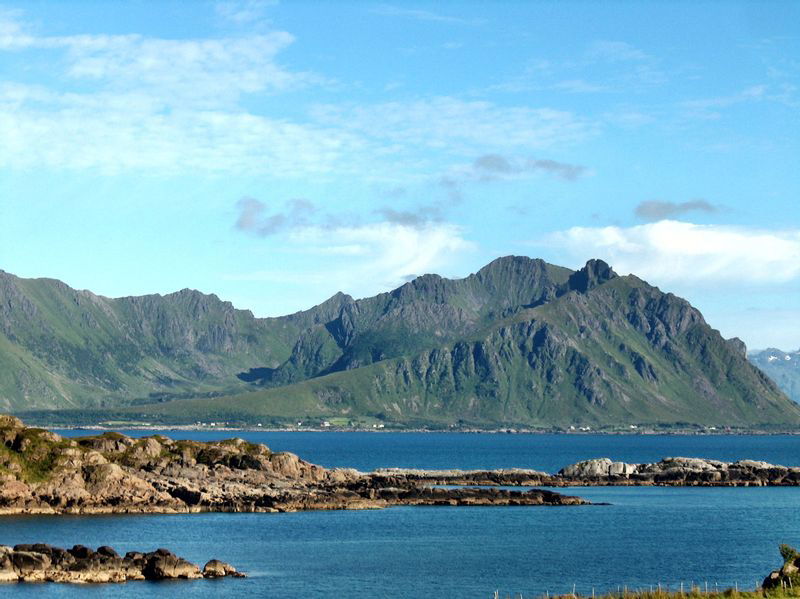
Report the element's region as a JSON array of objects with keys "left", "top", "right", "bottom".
[
  {"left": 0, "top": 11, "right": 594, "bottom": 178},
  {"left": 230, "top": 220, "right": 475, "bottom": 298},
  {"left": 585, "top": 40, "right": 650, "bottom": 62},
  {"left": 231, "top": 193, "right": 474, "bottom": 295},
  {"left": 310, "top": 97, "right": 595, "bottom": 154},
  {"left": 680, "top": 84, "right": 797, "bottom": 119},
  {"left": 376, "top": 205, "right": 443, "bottom": 227},
  {"left": 235, "top": 198, "right": 318, "bottom": 236},
  {"left": 473, "top": 154, "right": 585, "bottom": 181},
  {"left": 421, "top": 153, "right": 585, "bottom": 207},
  {"left": 1, "top": 15, "right": 312, "bottom": 102},
  {"left": 215, "top": 0, "right": 277, "bottom": 25},
  {"left": 488, "top": 39, "right": 665, "bottom": 95},
  {"left": 0, "top": 12, "right": 364, "bottom": 175},
  {"left": 634, "top": 200, "right": 718, "bottom": 221},
  {"left": 370, "top": 4, "right": 479, "bottom": 25},
  {"left": 540, "top": 220, "right": 800, "bottom": 285},
  {"left": 0, "top": 89, "right": 364, "bottom": 174}
]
